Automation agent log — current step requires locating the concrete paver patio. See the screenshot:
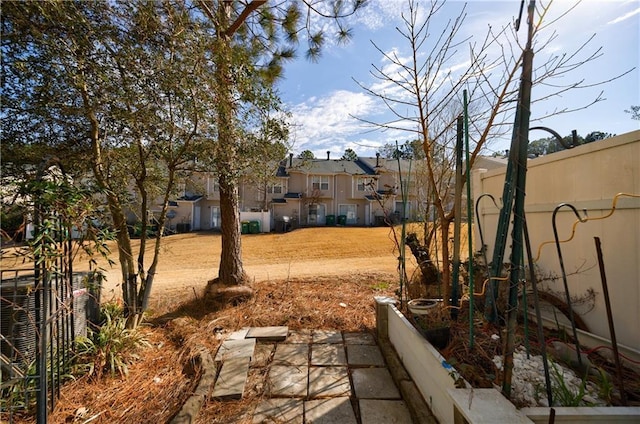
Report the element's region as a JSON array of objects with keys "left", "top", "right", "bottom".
[{"left": 209, "top": 327, "right": 424, "bottom": 423}]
